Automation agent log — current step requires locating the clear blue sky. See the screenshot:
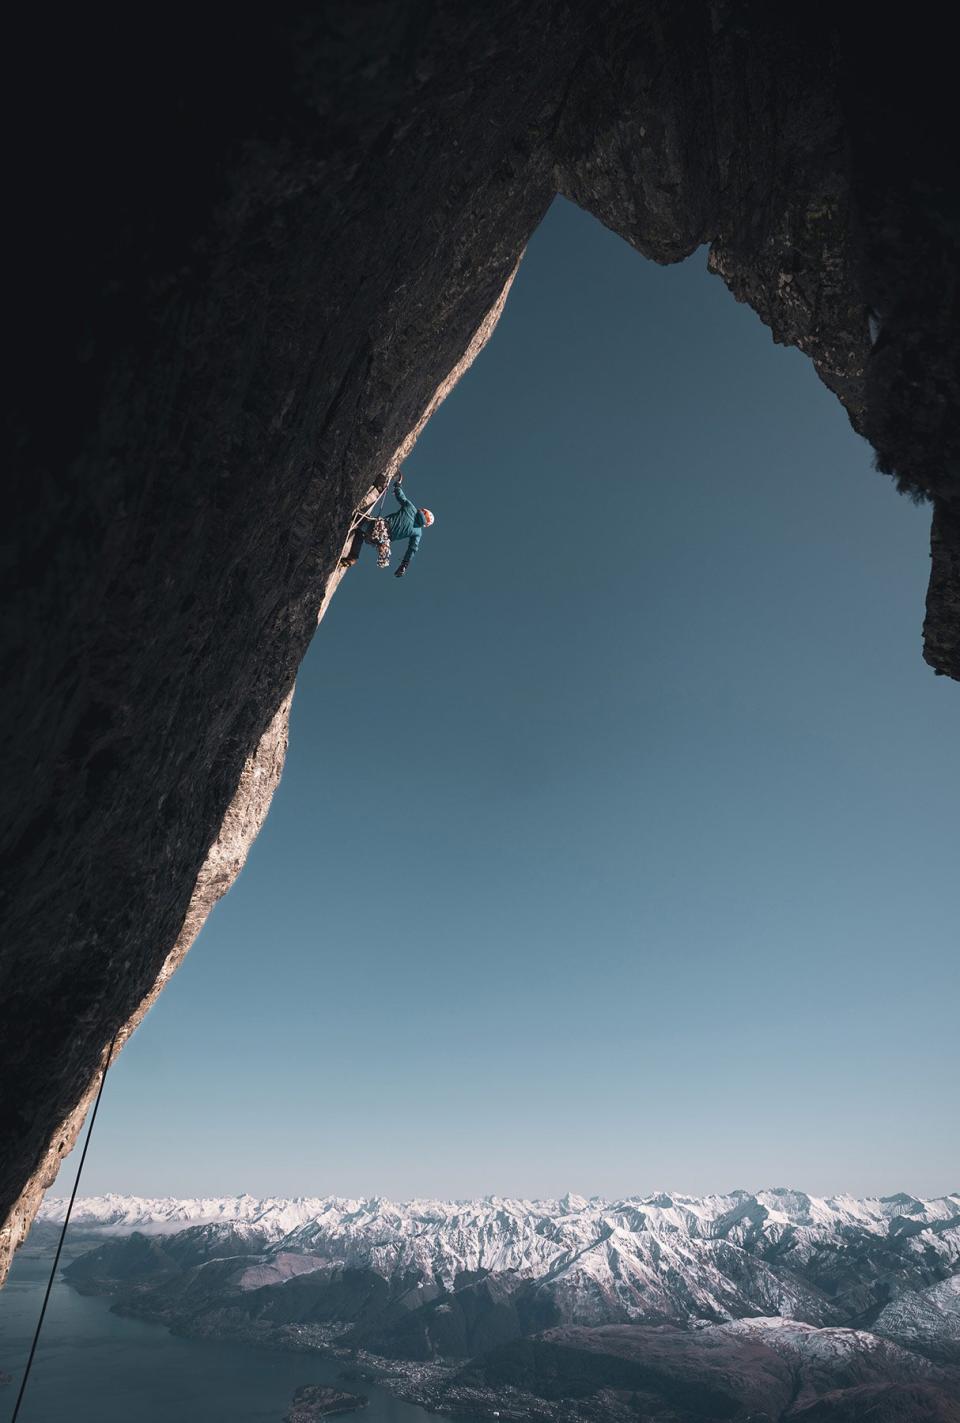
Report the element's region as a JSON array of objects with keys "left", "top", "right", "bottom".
[{"left": 73, "top": 198, "right": 957, "bottom": 1203}]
